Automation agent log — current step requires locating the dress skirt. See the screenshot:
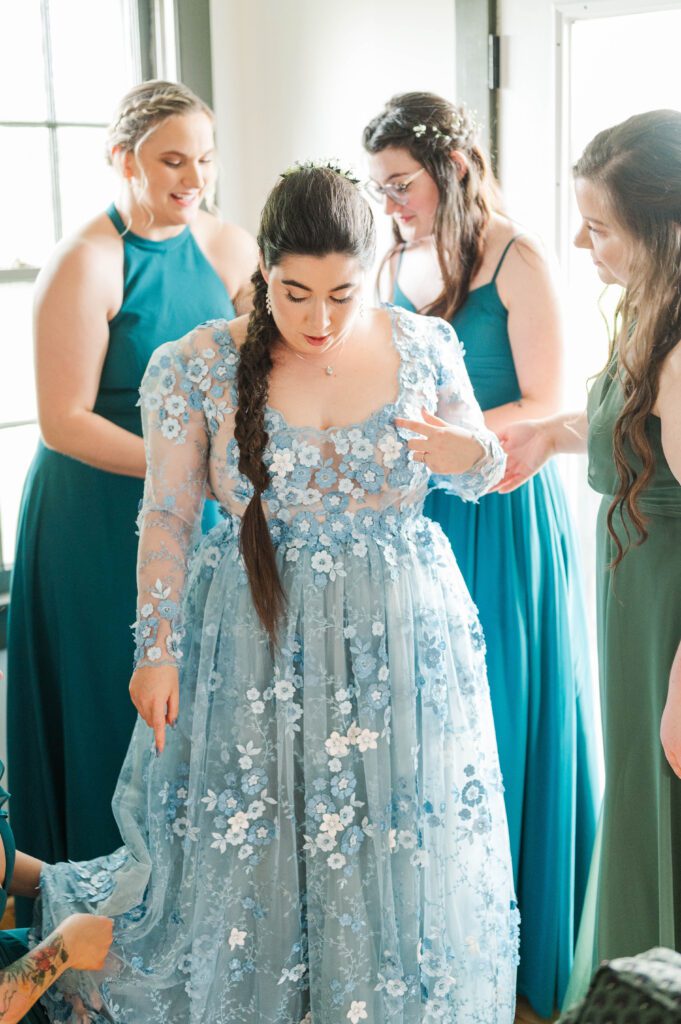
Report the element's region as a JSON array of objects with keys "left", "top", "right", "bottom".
[
  {"left": 37, "top": 510, "right": 519, "bottom": 1024},
  {"left": 425, "top": 461, "right": 600, "bottom": 1016}
]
